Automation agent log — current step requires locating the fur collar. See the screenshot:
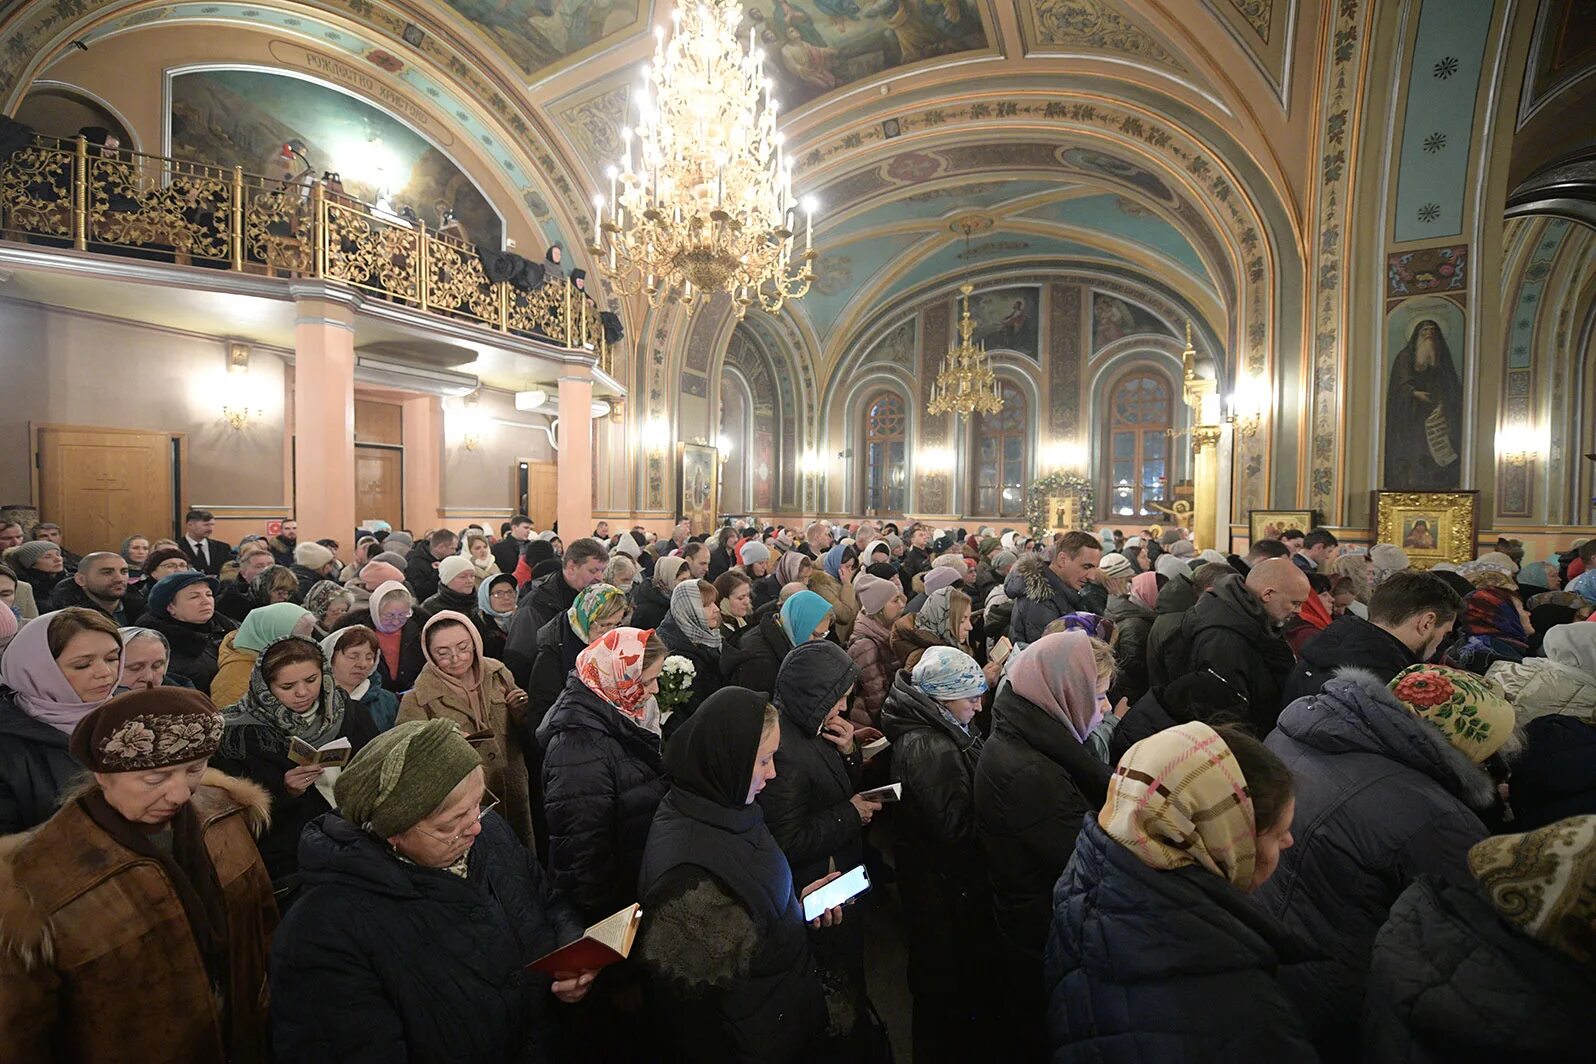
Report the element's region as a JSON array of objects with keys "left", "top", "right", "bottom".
[
  {"left": 1016, "top": 554, "right": 1054, "bottom": 602},
  {"left": 1328, "top": 666, "right": 1501, "bottom": 810},
  {"left": 0, "top": 768, "right": 270, "bottom": 971}
]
